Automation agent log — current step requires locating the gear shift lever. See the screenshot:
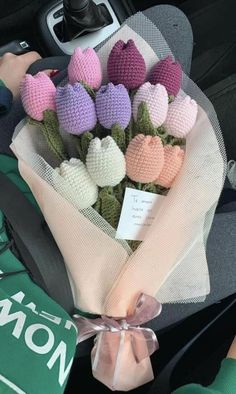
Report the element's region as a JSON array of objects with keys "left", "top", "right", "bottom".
[{"left": 63, "top": 0, "right": 113, "bottom": 41}]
